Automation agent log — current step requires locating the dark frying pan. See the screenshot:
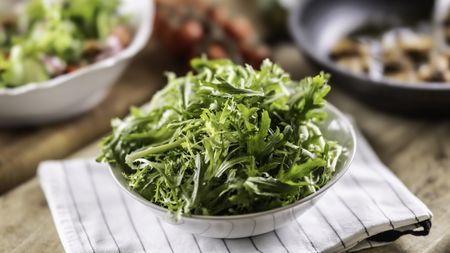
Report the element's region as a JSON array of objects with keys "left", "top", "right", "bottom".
[{"left": 289, "top": 0, "right": 450, "bottom": 115}]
